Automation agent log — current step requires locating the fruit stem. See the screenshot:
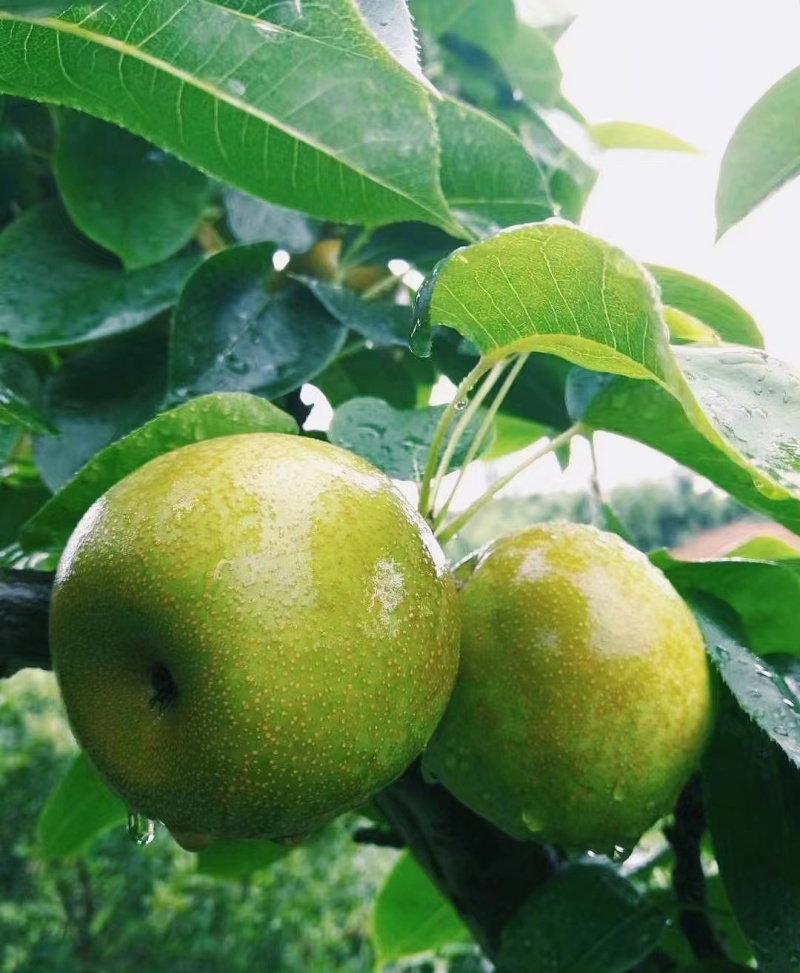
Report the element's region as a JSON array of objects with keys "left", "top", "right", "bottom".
[
  {"left": 418, "top": 357, "right": 496, "bottom": 520},
  {"left": 432, "top": 353, "right": 529, "bottom": 531},
  {"left": 435, "top": 422, "right": 585, "bottom": 544}
]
